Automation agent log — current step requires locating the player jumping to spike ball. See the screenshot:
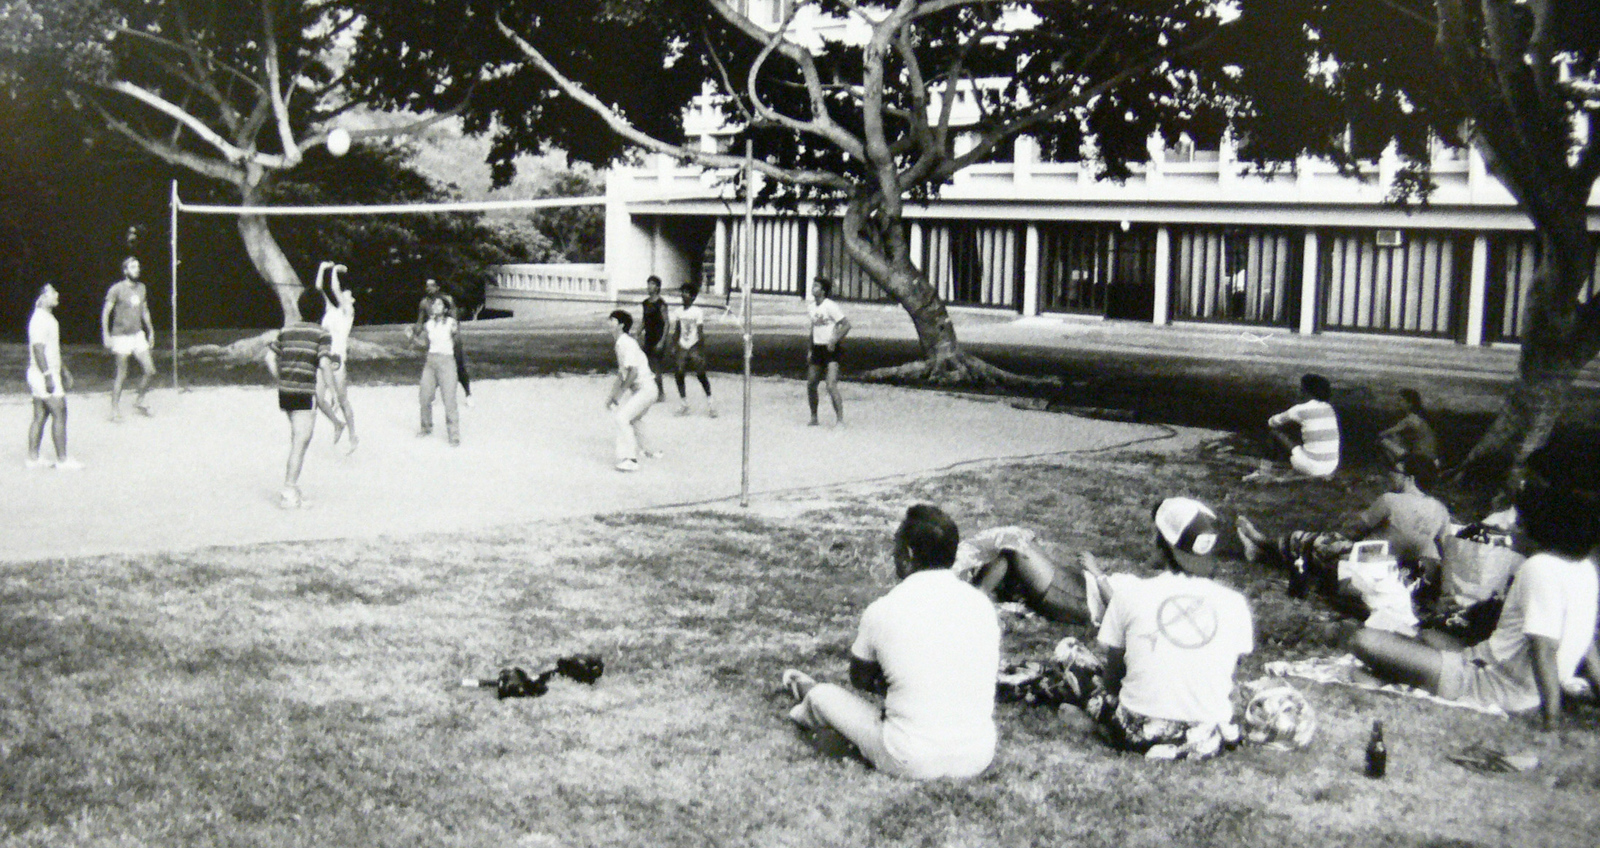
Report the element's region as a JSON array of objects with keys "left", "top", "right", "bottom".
[
  {"left": 670, "top": 282, "right": 715, "bottom": 417},
  {"left": 101, "top": 255, "right": 158, "bottom": 421},
  {"left": 314, "top": 262, "right": 358, "bottom": 454},
  {"left": 806, "top": 276, "right": 850, "bottom": 426},
  {"left": 605, "top": 309, "right": 659, "bottom": 472},
  {"left": 25, "top": 283, "right": 82, "bottom": 471},
  {"left": 265, "top": 287, "right": 339, "bottom": 508}
]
